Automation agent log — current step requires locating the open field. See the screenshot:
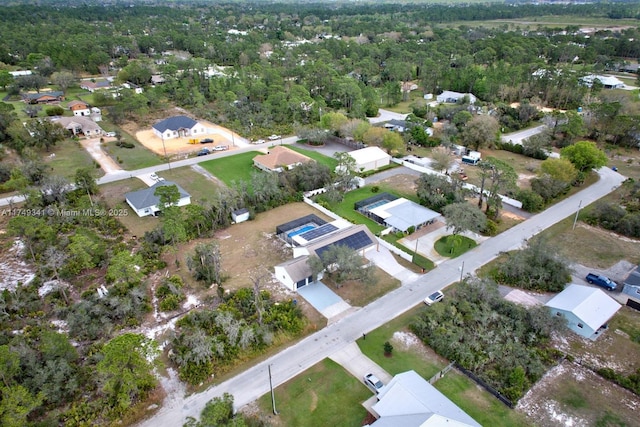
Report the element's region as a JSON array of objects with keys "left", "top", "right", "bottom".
[
  {"left": 46, "top": 138, "right": 103, "bottom": 180},
  {"left": 253, "top": 359, "right": 371, "bottom": 427},
  {"left": 156, "top": 166, "right": 221, "bottom": 204},
  {"left": 199, "top": 151, "right": 262, "bottom": 187}
]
